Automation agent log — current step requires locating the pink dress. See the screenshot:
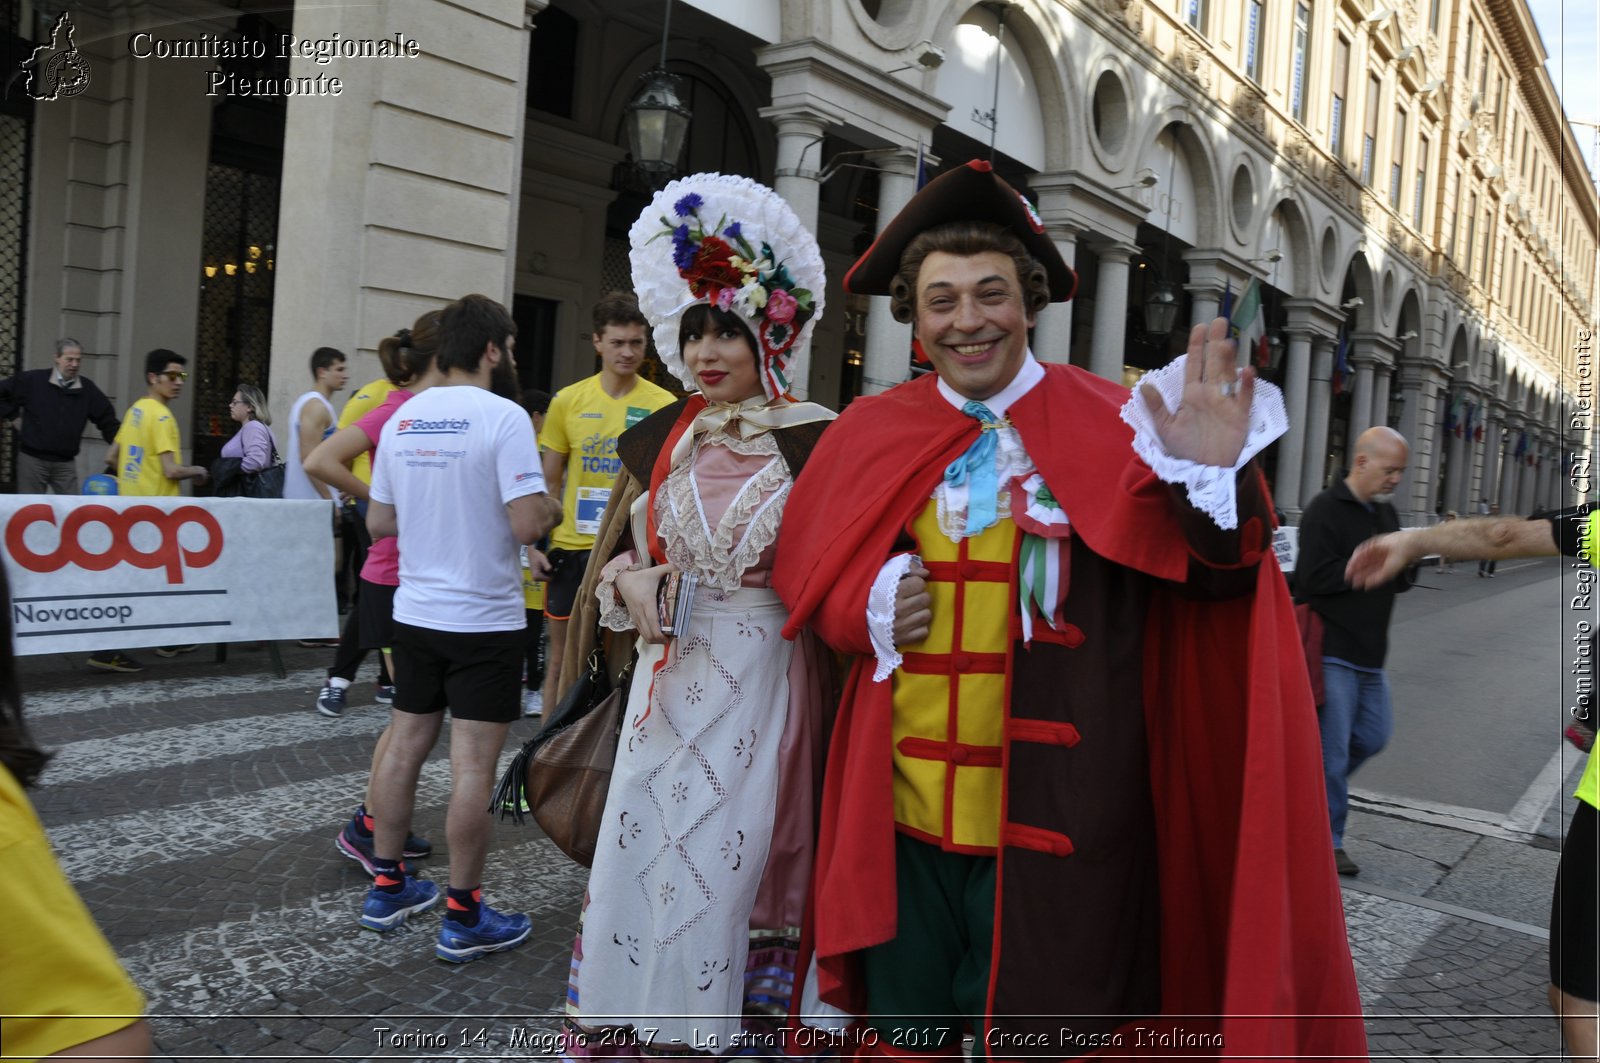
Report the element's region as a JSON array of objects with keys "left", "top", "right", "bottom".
[{"left": 566, "top": 428, "right": 844, "bottom": 1056}]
